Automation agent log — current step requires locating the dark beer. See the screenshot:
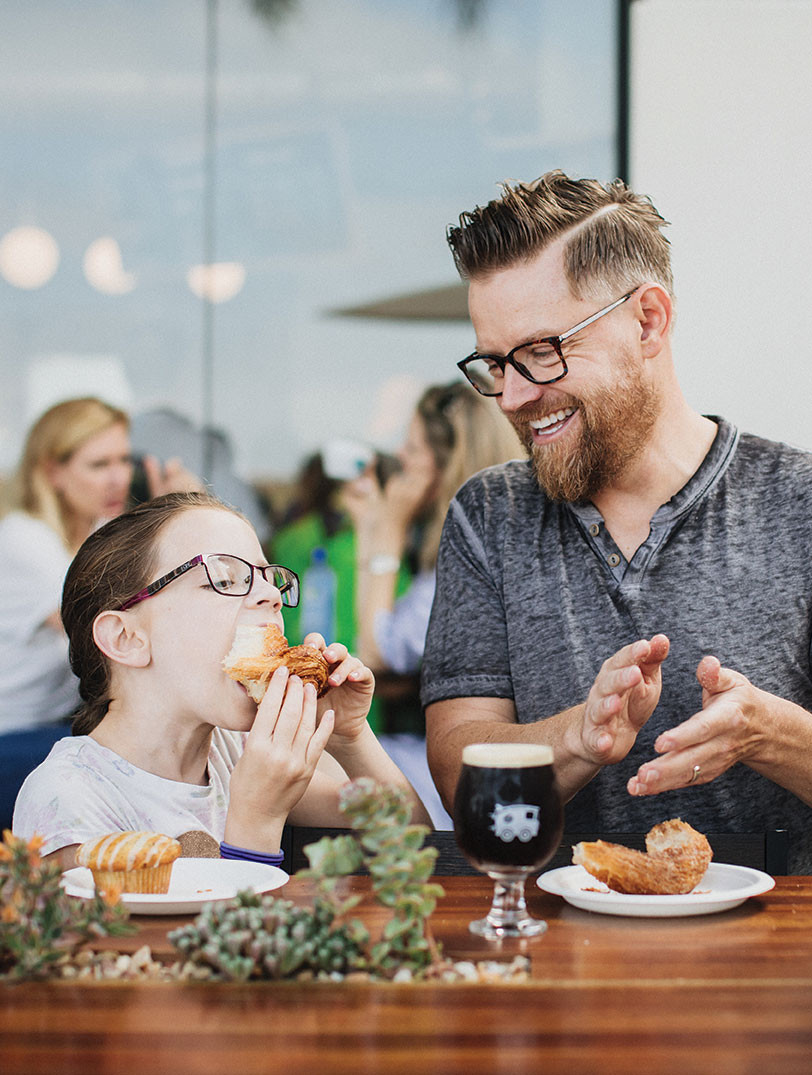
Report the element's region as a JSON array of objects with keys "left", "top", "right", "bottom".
[{"left": 454, "top": 743, "right": 562, "bottom": 875}]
